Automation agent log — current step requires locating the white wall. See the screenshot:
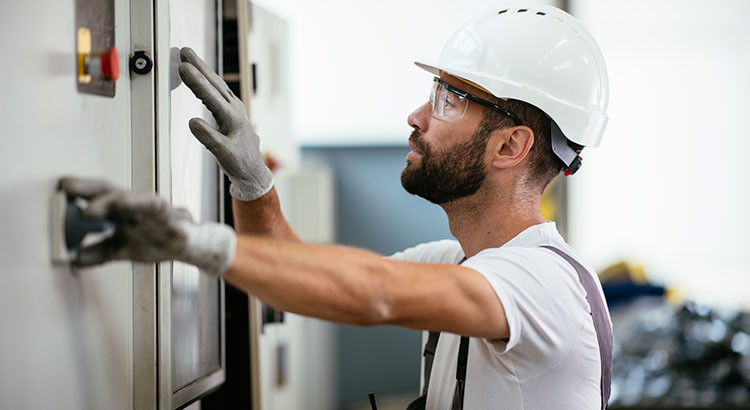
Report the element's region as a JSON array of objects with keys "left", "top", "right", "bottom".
[
  {"left": 569, "top": 0, "right": 750, "bottom": 308},
  {"left": 249, "top": 5, "right": 298, "bottom": 169},
  {"left": 252, "top": 0, "right": 561, "bottom": 145}
]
